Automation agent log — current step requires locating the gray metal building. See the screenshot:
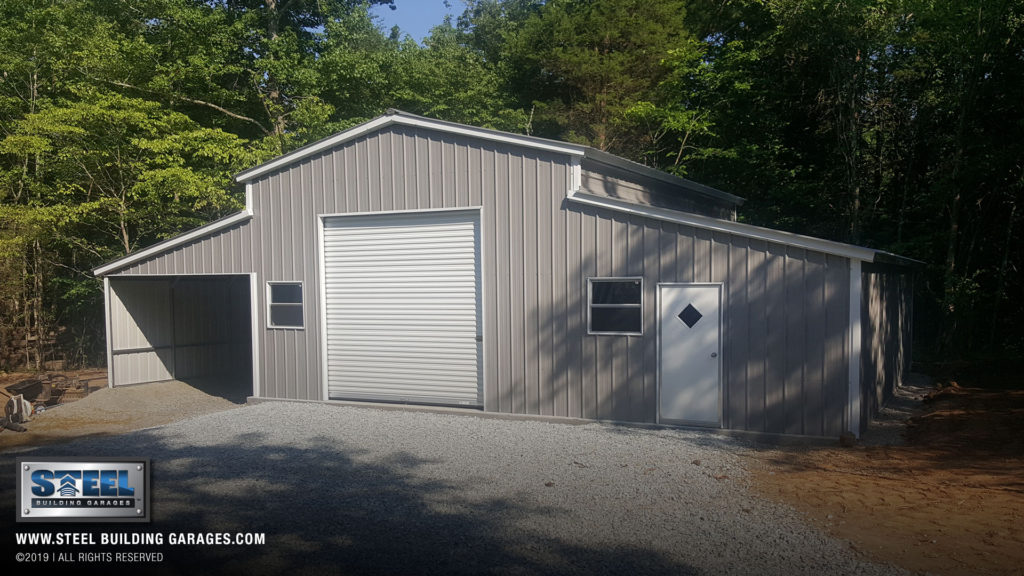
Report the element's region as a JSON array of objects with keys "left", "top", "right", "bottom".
[{"left": 94, "top": 111, "right": 914, "bottom": 437}]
